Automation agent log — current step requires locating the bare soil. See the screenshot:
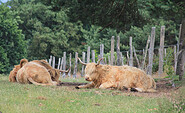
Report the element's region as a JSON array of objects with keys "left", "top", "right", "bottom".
[{"left": 58, "top": 78, "right": 182, "bottom": 98}]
